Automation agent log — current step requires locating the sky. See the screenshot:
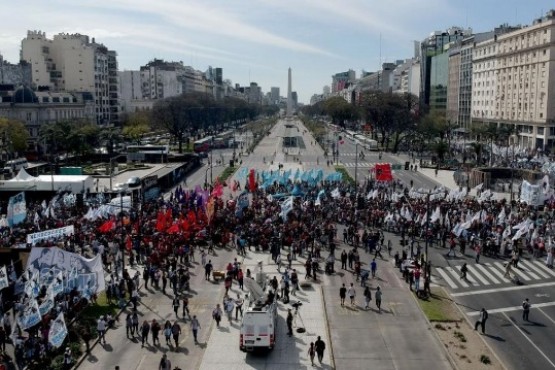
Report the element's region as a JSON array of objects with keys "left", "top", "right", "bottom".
[{"left": 1, "top": 0, "right": 553, "bottom": 104}]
